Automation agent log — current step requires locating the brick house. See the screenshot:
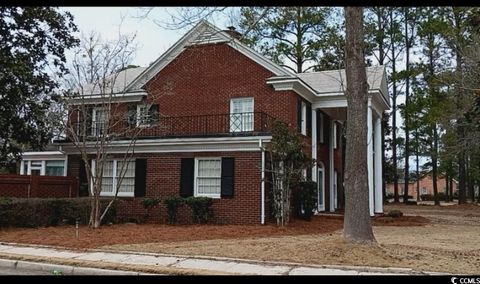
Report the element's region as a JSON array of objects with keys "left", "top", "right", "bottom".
[
  {"left": 386, "top": 172, "right": 458, "bottom": 199},
  {"left": 22, "top": 20, "right": 390, "bottom": 224}
]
